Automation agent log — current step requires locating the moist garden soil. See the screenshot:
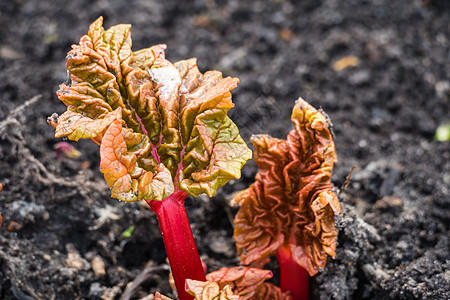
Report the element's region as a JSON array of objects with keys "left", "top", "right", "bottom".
[{"left": 0, "top": 0, "right": 449, "bottom": 299}]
